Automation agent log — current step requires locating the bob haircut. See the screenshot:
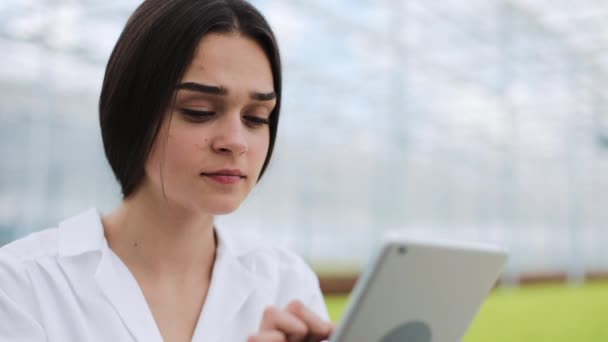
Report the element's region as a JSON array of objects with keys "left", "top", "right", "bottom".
[{"left": 99, "top": 0, "right": 281, "bottom": 198}]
